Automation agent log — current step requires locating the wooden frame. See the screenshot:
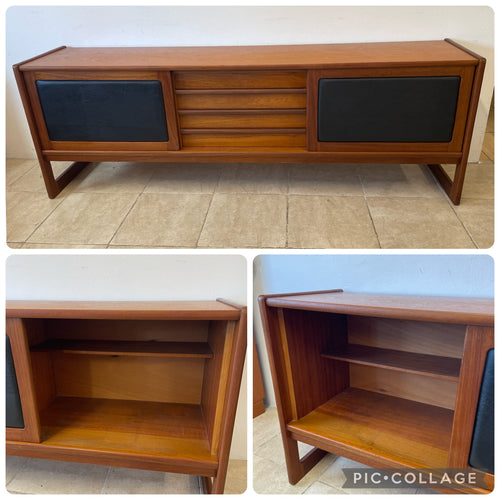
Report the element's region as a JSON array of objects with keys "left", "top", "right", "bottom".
[
  {"left": 13, "top": 40, "right": 485, "bottom": 203},
  {"left": 306, "top": 66, "right": 475, "bottom": 153},
  {"left": 5, "top": 300, "right": 247, "bottom": 495},
  {"left": 259, "top": 289, "right": 494, "bottom": 493}
]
